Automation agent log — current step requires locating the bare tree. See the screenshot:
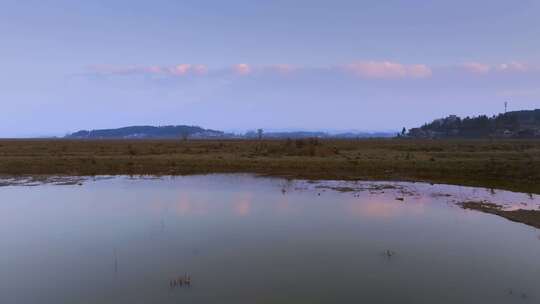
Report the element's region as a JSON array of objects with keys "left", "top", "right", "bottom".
[{"left": 257, "top": 128, "right": 263, "bottom": 140}]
